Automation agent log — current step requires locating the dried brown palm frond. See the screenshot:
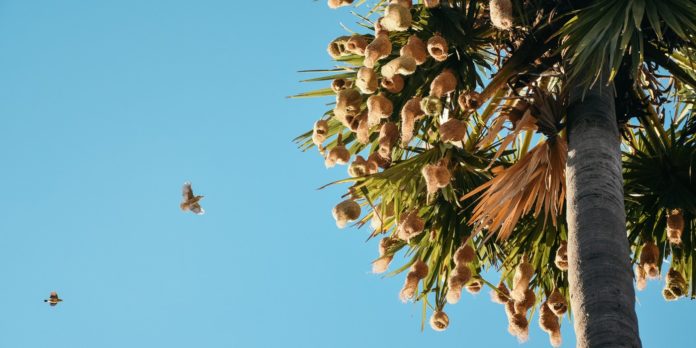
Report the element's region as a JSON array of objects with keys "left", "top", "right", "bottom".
[{"left": 462, "top": 137, "right": 567, "bottom": 240}]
